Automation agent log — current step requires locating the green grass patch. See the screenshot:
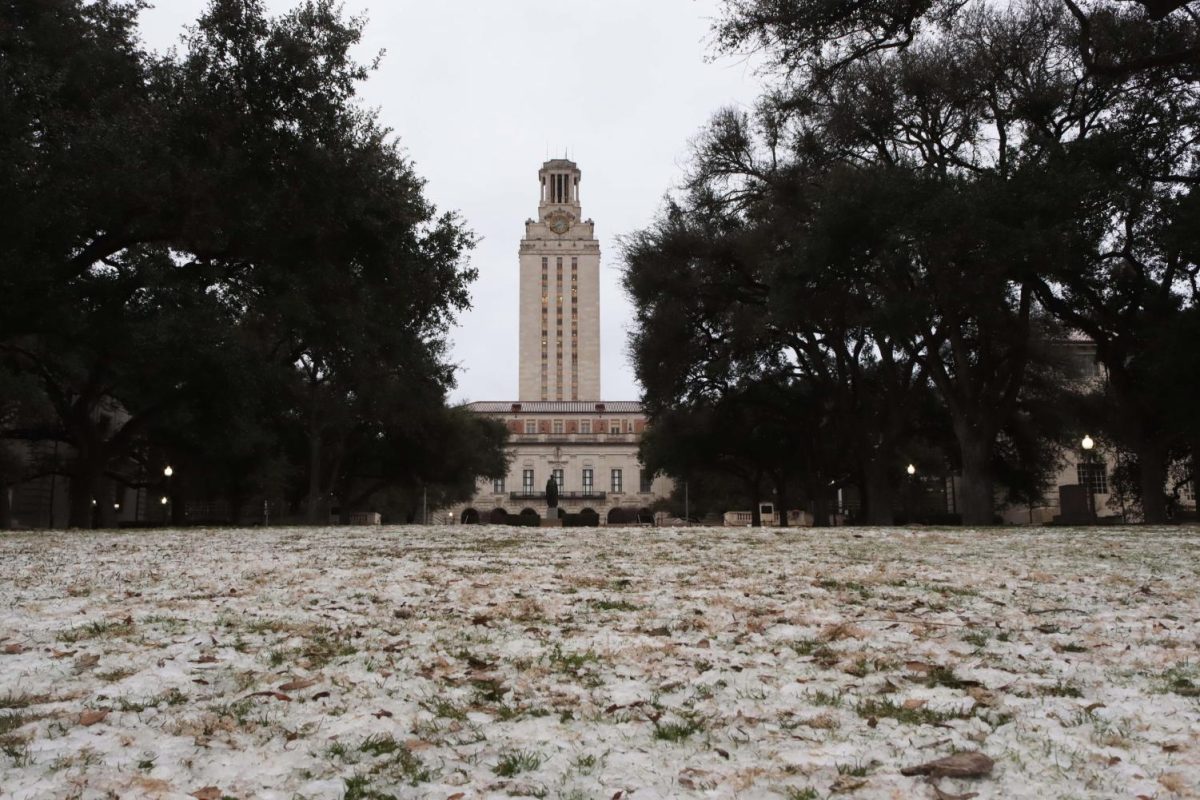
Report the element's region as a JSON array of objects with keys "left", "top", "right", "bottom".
[
  {"left": 494, "top": 749, "right": 543, "bottom": 777},
  {"left": 57, "top": 619, "right": 135, "bottom": 643},
  {"left": 856, "top": 697, "right": 973, "bottom": 725}
]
